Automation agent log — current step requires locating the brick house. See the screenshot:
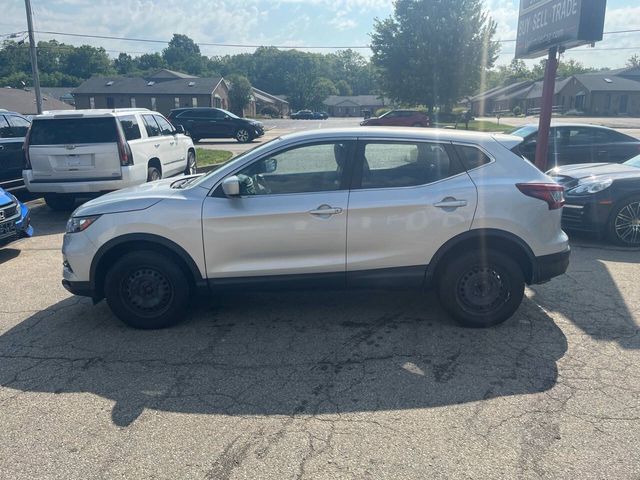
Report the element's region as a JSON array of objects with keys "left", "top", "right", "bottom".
[{"left": 73, "top": 69, "right": 230, "bottom": 116}]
